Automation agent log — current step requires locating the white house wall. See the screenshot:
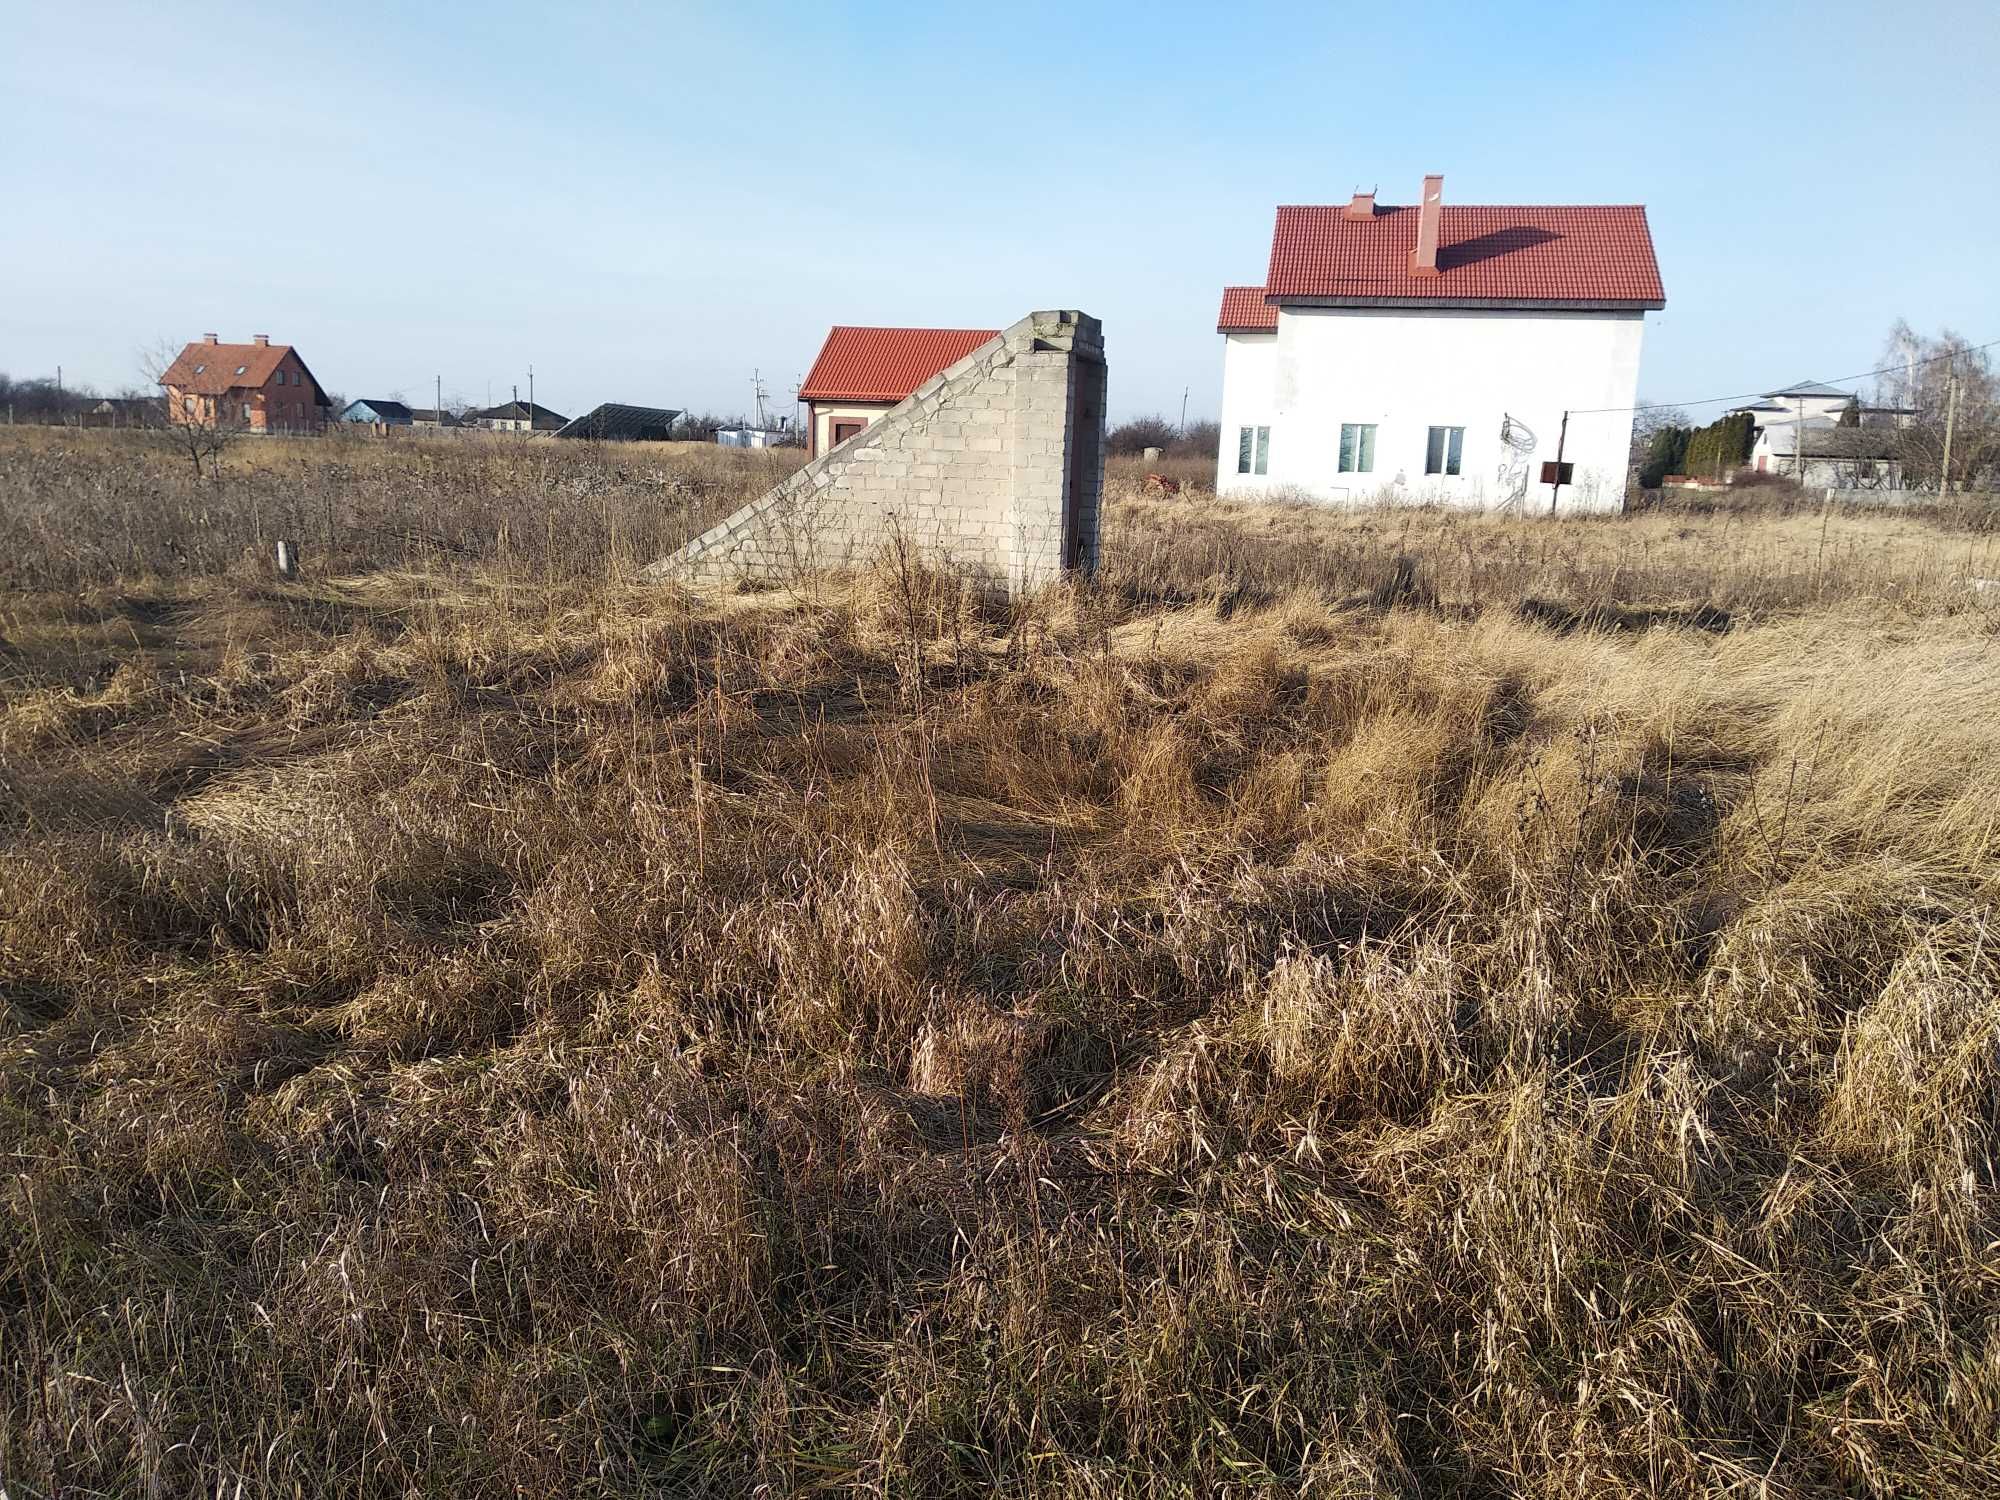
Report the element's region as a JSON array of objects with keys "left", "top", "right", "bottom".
[
  {"left": 1742, "top": 396, "right": 1851, "bottom": 442},
  {"left": 812, "top": 401, "right": 894, "bottom": 457},
  {"left": 1220, "top": 306, "right": 1646, "bottom": 512},
  {"left": 1775, "top": 395, "right": 1852, "bottom": 425},
  {"left": 1214, "top": 332, "right": 1279, "bottom": 493}
]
